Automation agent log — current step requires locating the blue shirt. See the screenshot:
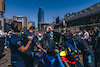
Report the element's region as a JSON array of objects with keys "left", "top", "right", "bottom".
[{"left": 10, "top": 34, "right": 25, "bottom": 62}]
